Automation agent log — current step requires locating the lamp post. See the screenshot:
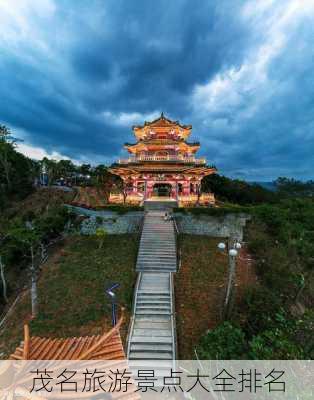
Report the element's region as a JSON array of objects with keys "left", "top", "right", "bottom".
[
  {"left": 106, "top": 283, "right": 120, "bottom": 326},
  {"left": 218, "top": 238, "right": 242, "bottom": 319}
]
